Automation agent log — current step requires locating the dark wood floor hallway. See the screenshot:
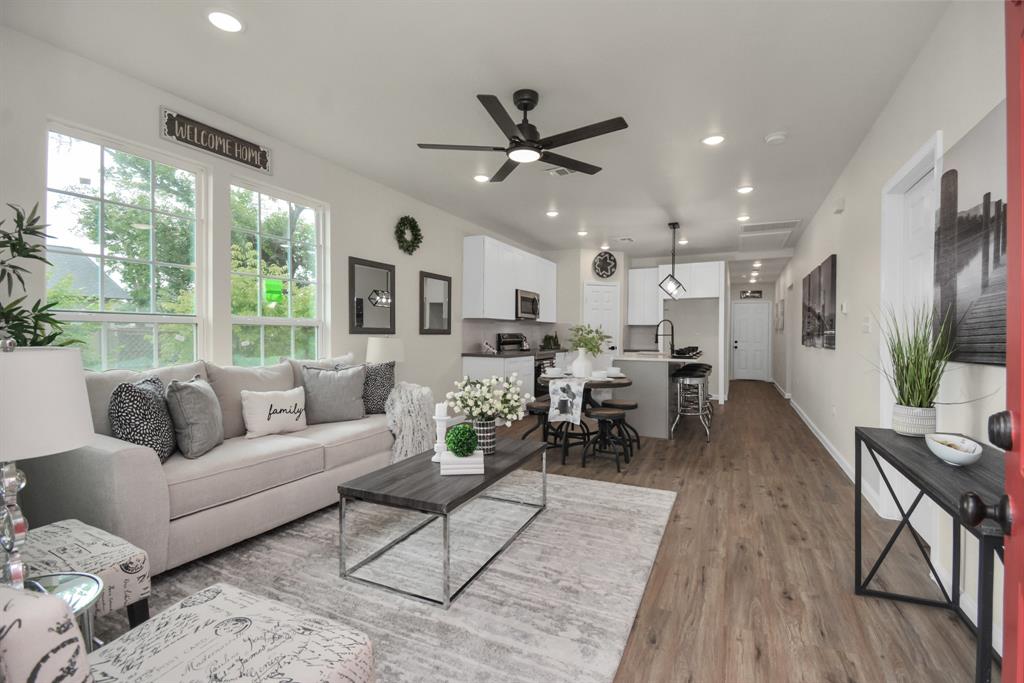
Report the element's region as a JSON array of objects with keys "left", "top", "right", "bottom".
[{"left": 506, "top": 379, "right": 994, "bottom": 682}]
